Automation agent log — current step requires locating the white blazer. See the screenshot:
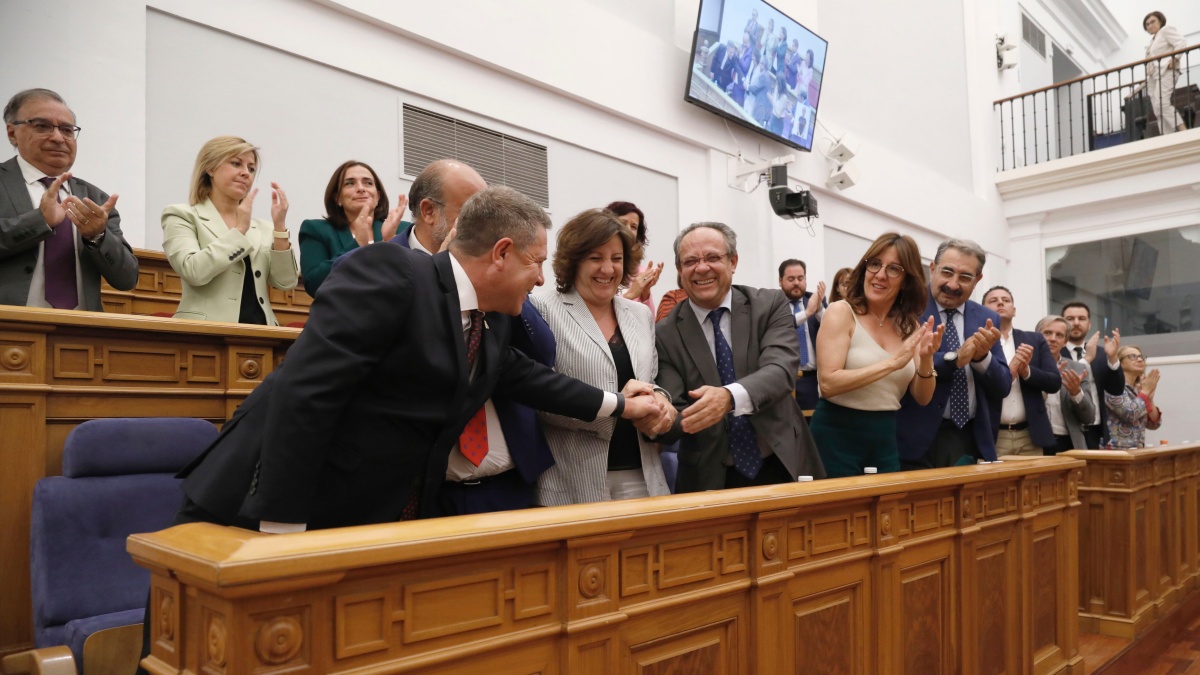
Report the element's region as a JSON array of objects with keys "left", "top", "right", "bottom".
[
  {"left": 1147, "top": 26, "right": 1186, "bottom": 75},
  {"left": 530, "top": 289, "right": 669, "bottom": 505},
  {"left": 162, "top": 198, "right": 298, "bottom": 325}
]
